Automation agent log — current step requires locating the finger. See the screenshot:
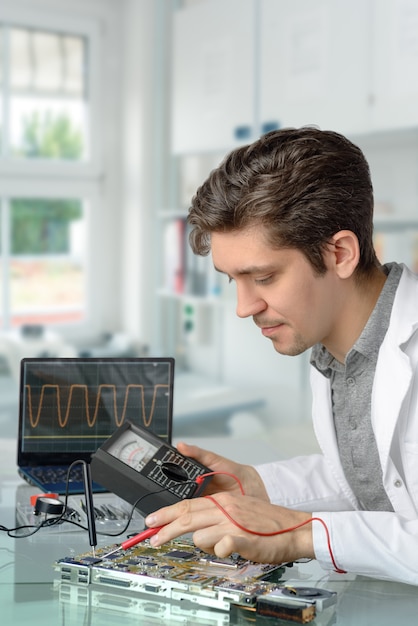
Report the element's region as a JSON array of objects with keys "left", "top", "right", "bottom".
[
  {"left": 144, "top": 499, "right": 189, "bottom": 527},
  {"left": 214, "top": 527, "right": 297, "bottom": 564},
  {"left": 193, "top": 524, "right": 234, "bottom": 555},
  {"left": 214, "top": 533, "right": 238, "bottom": 559},
  {"left": 176, "top": 442, "right": 221, "bottom": 468},
  {"left": 193, "top": 523, "right": 259, "bottom": 560},
  {"left": 150, "top": 505, "right": 226, "bottom": 547},
  {"left": 145, "top": 496, "right": 218, "bottom": 529}
]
